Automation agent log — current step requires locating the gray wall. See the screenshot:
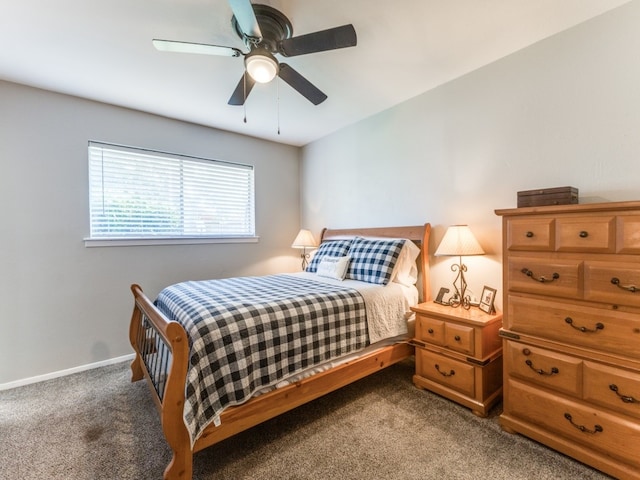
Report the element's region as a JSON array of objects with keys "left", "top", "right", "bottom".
[
  {"left": 301, "top": 1, "right": 640, "bottom": 310},
  {"left": 0, "top": 81, "right": 300, "bottom": 384}
]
